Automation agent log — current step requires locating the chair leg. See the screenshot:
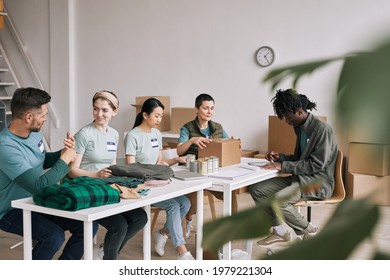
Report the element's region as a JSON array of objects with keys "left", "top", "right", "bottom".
[
  {"left": 207, "top": 191, "right": 217, "bottom": 220},
  {"left": 151, "top": 208, "right": 160, "bottom": 232},
  {"left": 182, "top": 218, "right": 187, "bottom": 239},
  {"left": 232, "top": 190, "right": 238, "bottom": 214},
  {"left": 307, "top": 206, "right": 312, "bottom": 223}
]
